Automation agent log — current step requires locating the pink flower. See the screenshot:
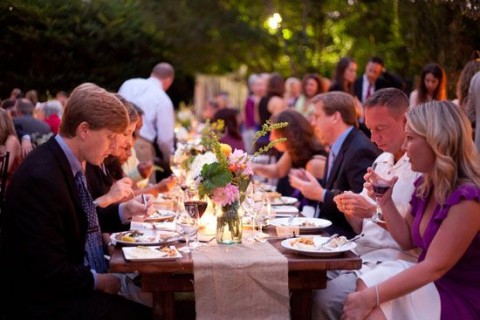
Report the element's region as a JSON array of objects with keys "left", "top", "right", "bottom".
[
  {"left": 229, "top": 149, "right": 253, "bottom": 176},
  {"left": 212, "top": 183, "right": 240, "bottom": 206}
]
